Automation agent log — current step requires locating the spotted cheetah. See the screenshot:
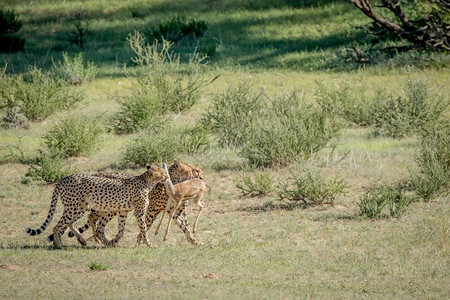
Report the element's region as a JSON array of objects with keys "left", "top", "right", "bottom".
[
  {"left": 26, "top": 165, "right": 168, "bottom": 248},
  {"left": 58, "top": 160, "right": 204, "bottom": 246}
]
